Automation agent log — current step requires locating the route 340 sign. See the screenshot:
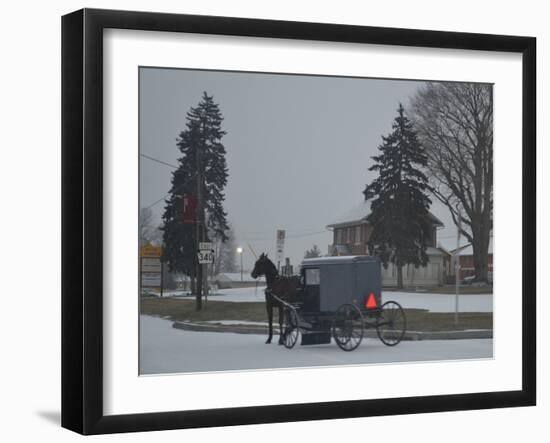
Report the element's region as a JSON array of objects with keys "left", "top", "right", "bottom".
[{"left": 197, "top": 242, "right": 214, "bottom": 264}]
